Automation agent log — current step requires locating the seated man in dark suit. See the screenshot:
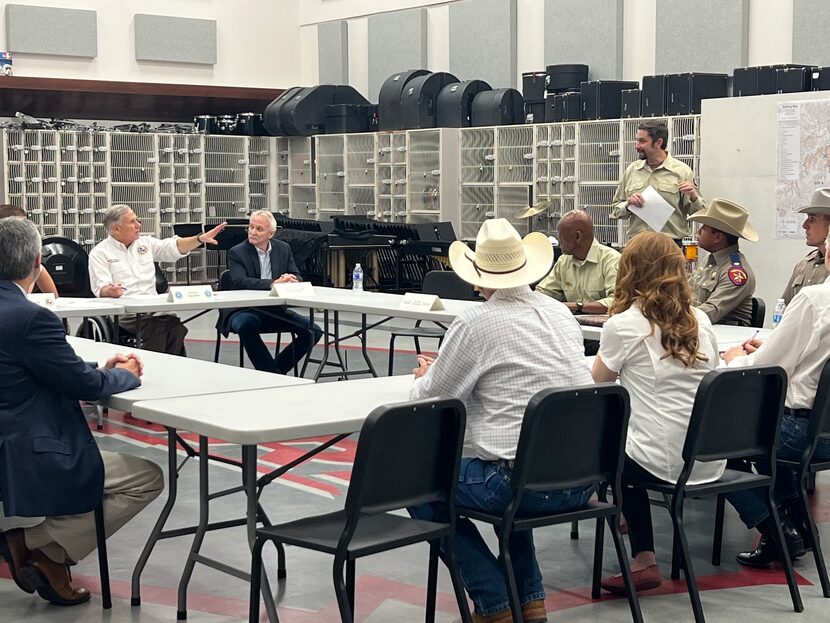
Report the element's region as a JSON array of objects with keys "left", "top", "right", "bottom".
[
  {"left": 0, "top": 217, "right": 163, "bottom": 606},
  {"left": 217, "top": 210, "right": 322, "bottom": 374}
]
